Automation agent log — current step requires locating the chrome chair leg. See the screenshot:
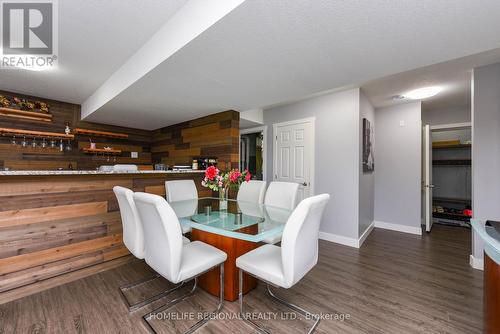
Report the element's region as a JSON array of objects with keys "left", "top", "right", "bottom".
[
  {"left": 143, "top": 263, "right": 225, "bottom": 334},
  {"left": 119, "top": 273, "right": 185, "bottom": 313},
  {"left": 238, "top": 269, "right": 320, "bottom": 334},
  {"left": 238, "top": 269, "right": 271, "bottom": 334},
  {"left": 119, "top": 274, "right": 184, "bottom": 313},
  {"left": 267, "top": 284, "right": 320, "bottom": 334}
]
